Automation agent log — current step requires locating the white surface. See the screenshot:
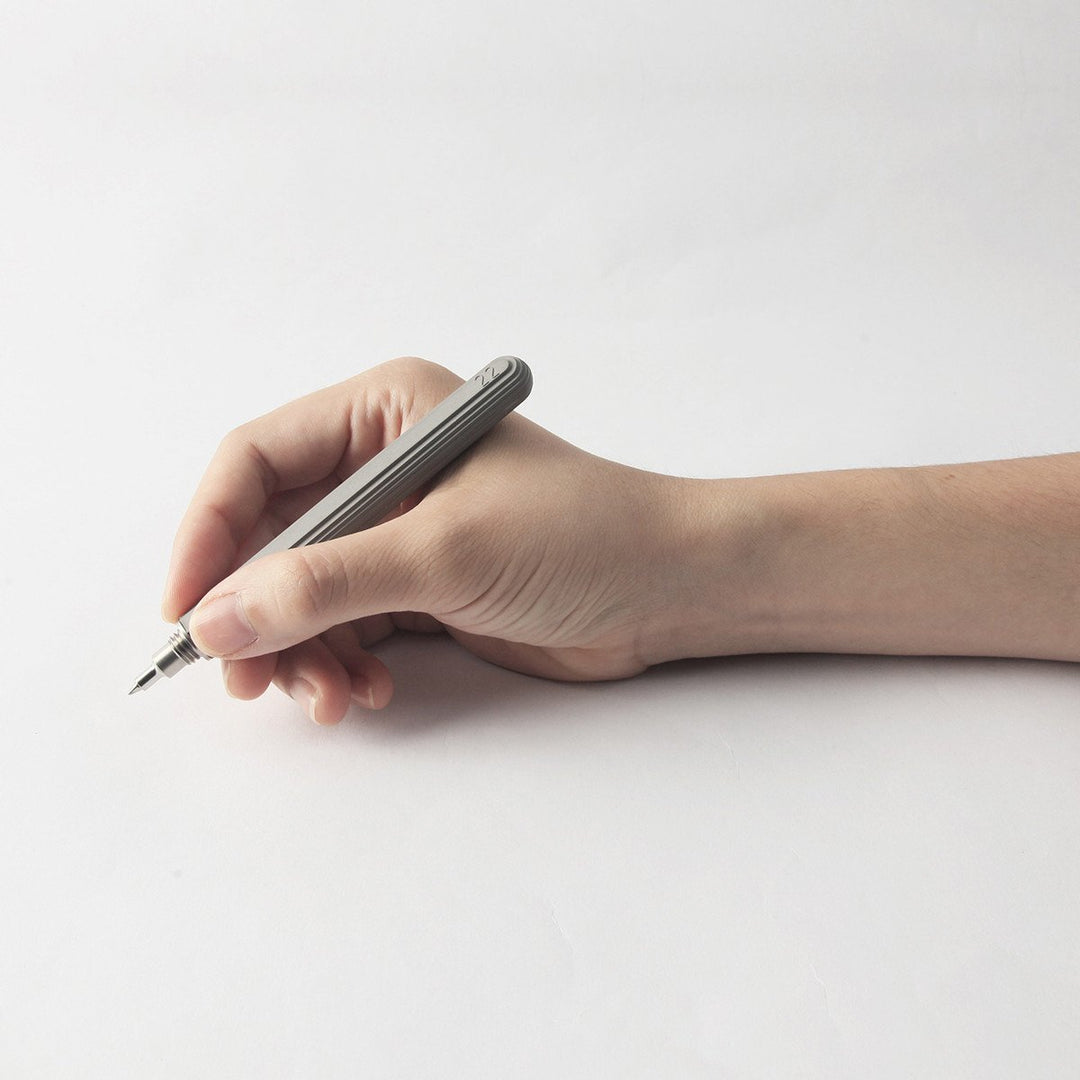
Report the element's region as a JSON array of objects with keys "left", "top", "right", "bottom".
[{"left": 2, "top": 2, "right": 1079, "bottom": 1076}]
